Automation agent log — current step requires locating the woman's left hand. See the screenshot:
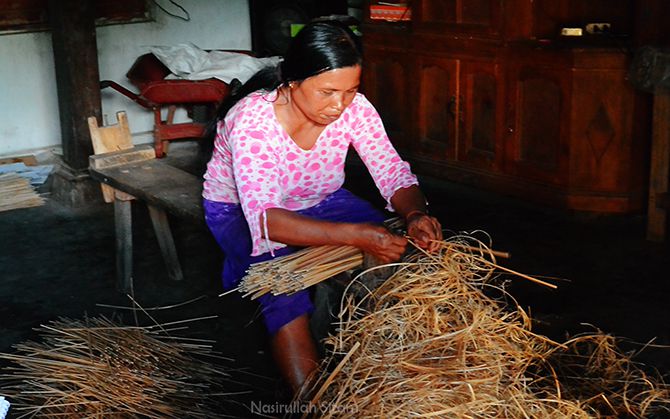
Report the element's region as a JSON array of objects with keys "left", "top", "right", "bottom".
[{"left": 406, "top": 213, "right": 443, "bottom": 252}]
